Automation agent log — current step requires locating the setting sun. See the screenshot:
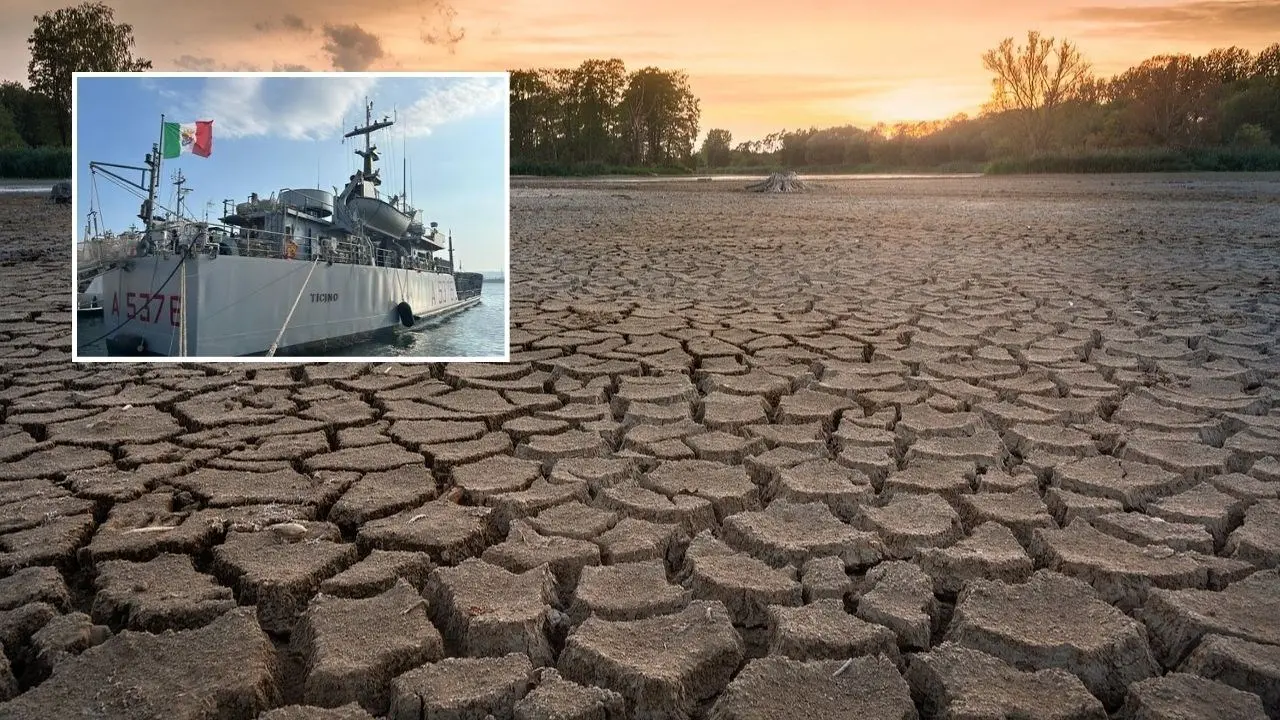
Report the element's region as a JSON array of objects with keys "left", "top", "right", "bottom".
[{"left": 858, "top": 81, "right": 983, "bottom": 125}]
